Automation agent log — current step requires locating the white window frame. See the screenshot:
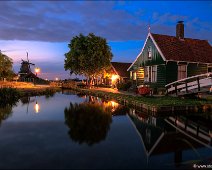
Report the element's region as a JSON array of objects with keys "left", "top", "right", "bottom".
[
  {"left": 144, "top": 66, "right": 149, "bottom": 82},
  {"left": 148, "top": 46, "right": 152, "bottom": 60},
  {"left": 151, "top": 65, "right": 157, "bottom": 82}
]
